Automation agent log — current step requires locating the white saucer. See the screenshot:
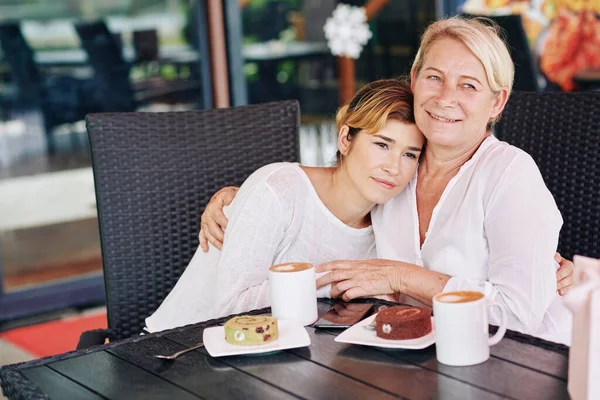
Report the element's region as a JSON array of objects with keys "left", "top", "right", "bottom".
[
  {"left": 335, "top": 314, "right": 436, "bottom": 350},
  {"left": 203, "top": 319, "right": 311, "bottom": 357}
]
